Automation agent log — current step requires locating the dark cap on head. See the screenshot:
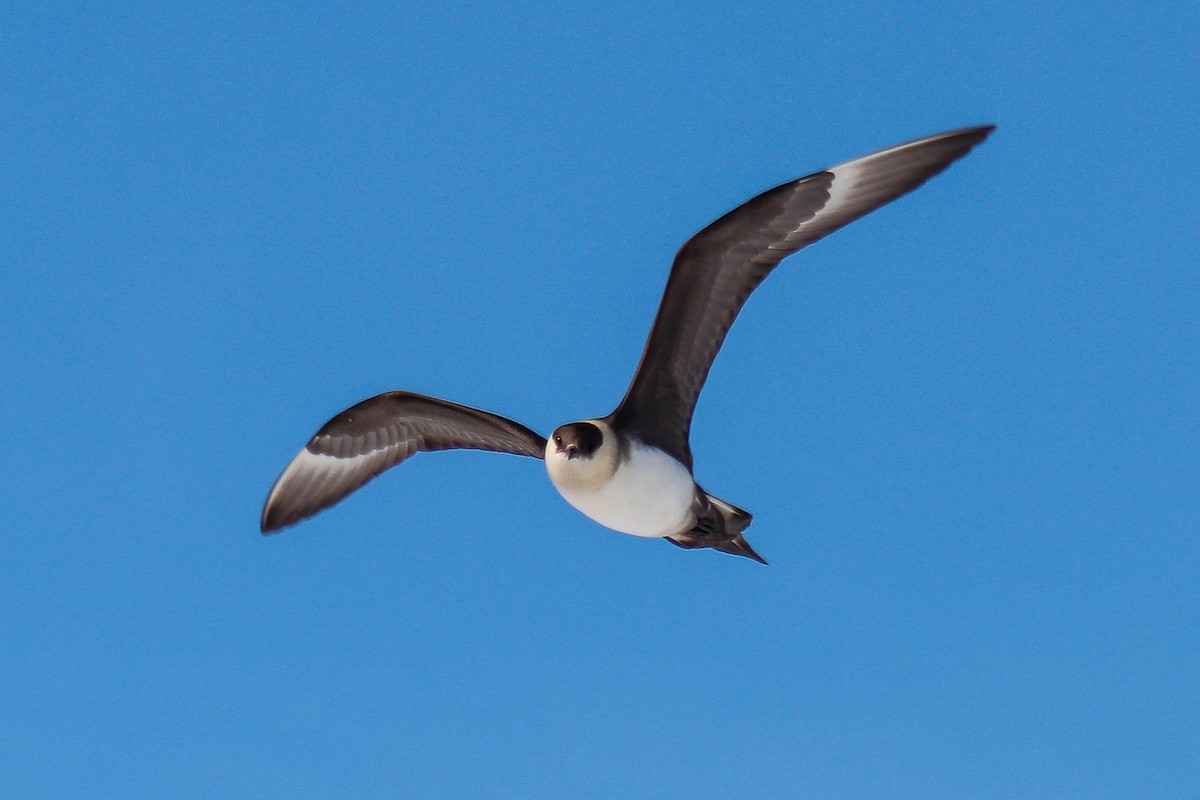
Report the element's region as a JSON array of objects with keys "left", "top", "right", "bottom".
[{"left": 551, "top": 422, "right": 604, "bottom": 459}]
